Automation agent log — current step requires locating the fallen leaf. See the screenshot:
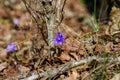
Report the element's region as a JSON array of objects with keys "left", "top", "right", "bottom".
[
  {"left": 62, "top": 38, "right": 79, "bottom": 51},
  {"left": 66, "top": 69, "right": 78, "bottom": 80},
  {"left": 3, "top": 66, "right": 18, "bottom": 76},
  {"left": 0, "top": 49, "right": 7, "bottom": 60},
  {"left": 94, "top": 44, "right": 105, "bottom": 53},
  {"left": 110, "top": 74, "right": 120, "bottom": 80},
  {"left": 105, "top": 42, "right": 113, "bottom": 52},
  {"left": 0, "top": 62, "right": 8, "bottom": 71},
  {"left": 69, "top": 52, "right": 79, "bottom": 61},
  {"left": 60, "top": 51, "right": 70, "bottom": 62},
  {"left": 17, "top": 65, "right": 30, "bottom": 74}
]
